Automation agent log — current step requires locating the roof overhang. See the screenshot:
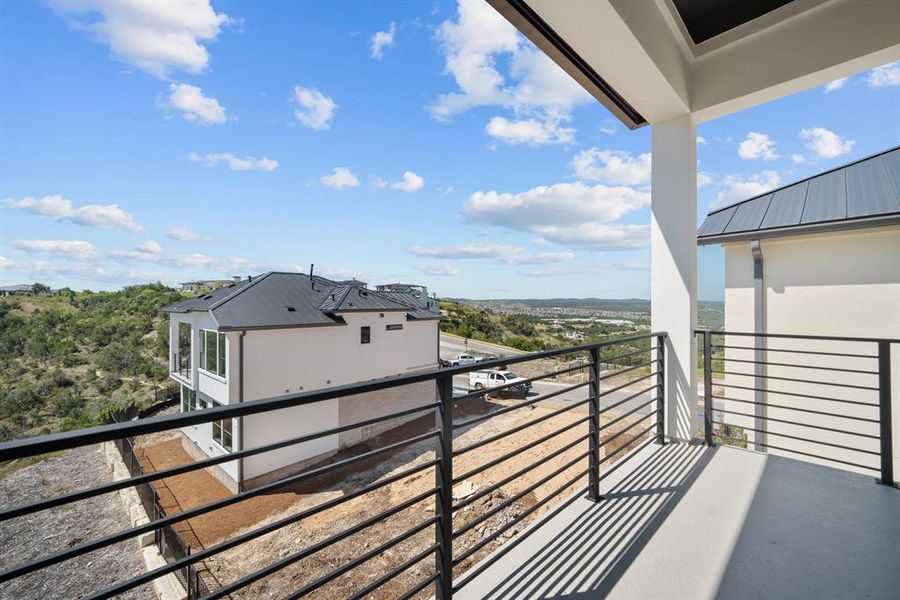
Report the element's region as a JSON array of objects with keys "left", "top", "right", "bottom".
[
  {"left": 488, "top": 0, "right": 900, "bottom": 127},
  {"left": 698, "top": 213, "right": 900, "bottom": 246}
]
